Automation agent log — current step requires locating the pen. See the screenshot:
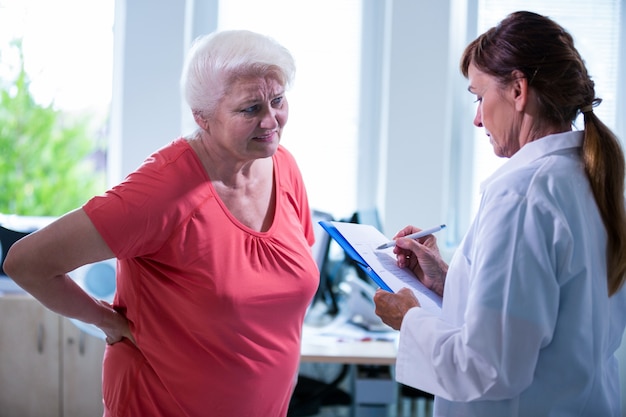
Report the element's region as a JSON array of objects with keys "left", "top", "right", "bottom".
[{"left": 376, "top": 224, "right": 446, "bottom": 250}]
